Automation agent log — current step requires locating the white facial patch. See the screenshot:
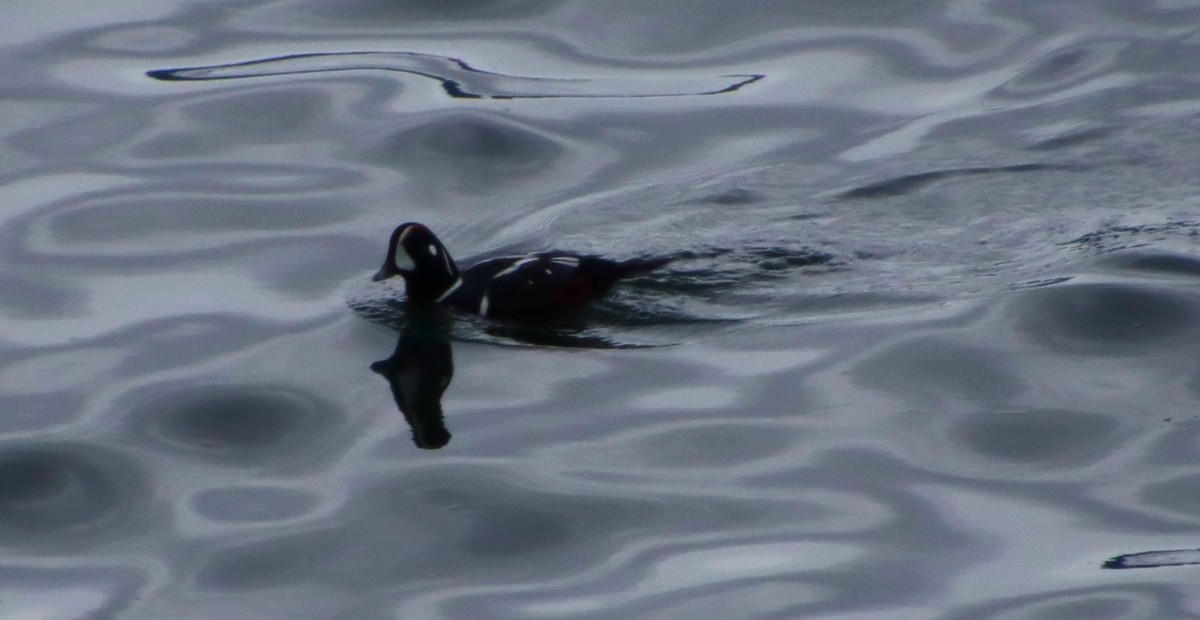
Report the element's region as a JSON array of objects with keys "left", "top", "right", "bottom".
[
  {"left": 393, "top": 247, "right": 416, "bottom": 272},
  {"left": 428, "top": 244, "right": 438, "bottom": 256}
]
